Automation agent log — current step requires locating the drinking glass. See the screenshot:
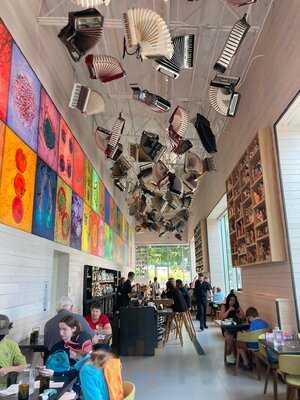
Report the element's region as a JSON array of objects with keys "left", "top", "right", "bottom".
[
  {"left": 39, "top": 376, "right": 50, "bottom": 393},
  {"left": 18, "top": 384, "right": 29, "bottom": 400}
]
